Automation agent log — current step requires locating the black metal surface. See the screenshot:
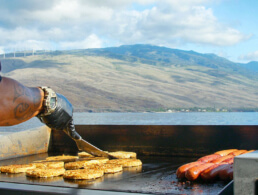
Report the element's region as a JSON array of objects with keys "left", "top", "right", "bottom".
[
  {"left": 0, "top": 183, "right": 143, "bottom": 195},
  {"left": 218, "top": 181, "right": 233, "bottom": 195},
  {"left": 49, "top": 125, "right": 258, "bottom": 157},
  {"left": 0, "top": 153, "right": 229, "bottom": 194},
  {"left": 2, "top": 125, "right": 251, "bottom": 194}
]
